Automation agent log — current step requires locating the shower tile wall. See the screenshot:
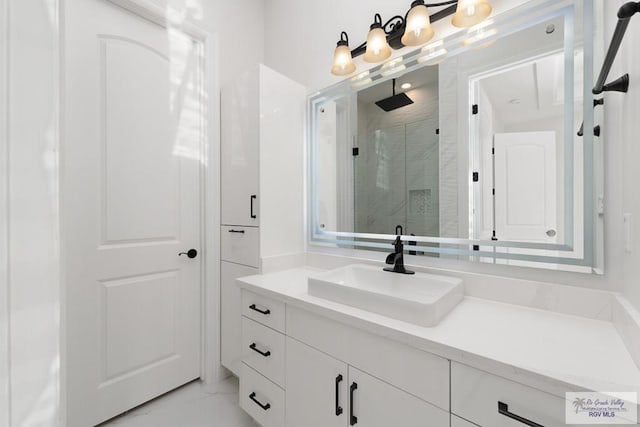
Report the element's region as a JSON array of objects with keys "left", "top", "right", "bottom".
[{"left": 355, "top": 82, "right": 439, "bottom": 237}]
